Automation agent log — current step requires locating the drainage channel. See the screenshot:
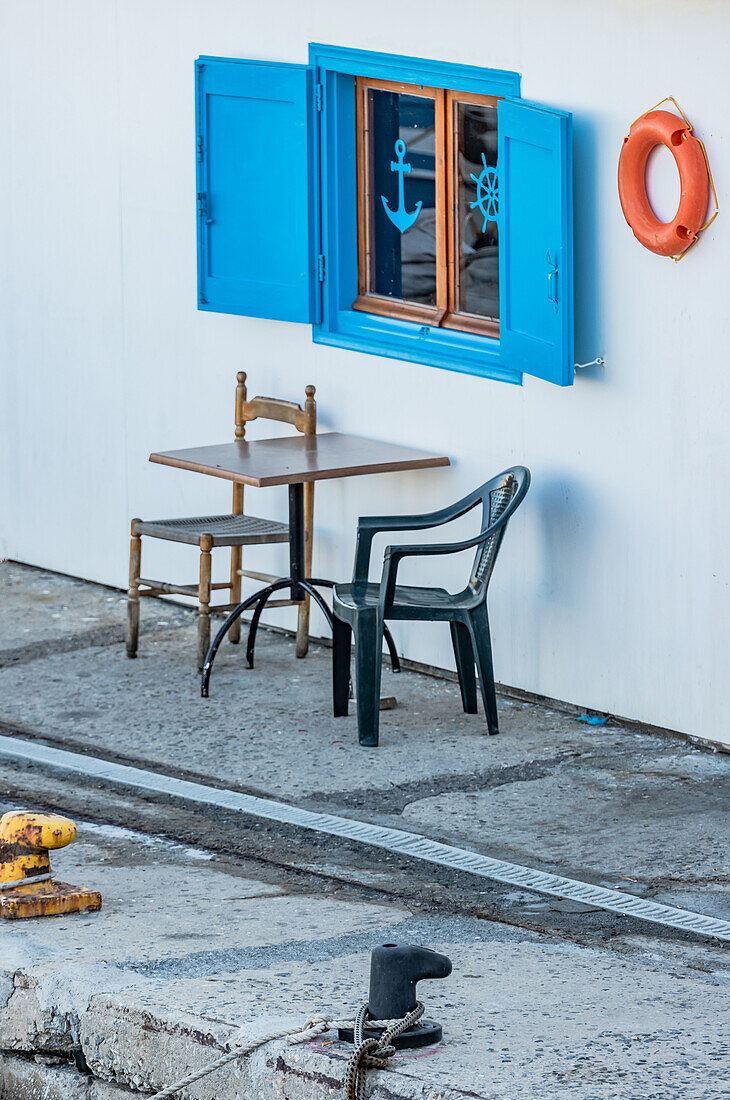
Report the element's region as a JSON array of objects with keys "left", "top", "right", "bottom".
[{"left": 1, "top": 732, "right": 728, "bottom": 943}]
